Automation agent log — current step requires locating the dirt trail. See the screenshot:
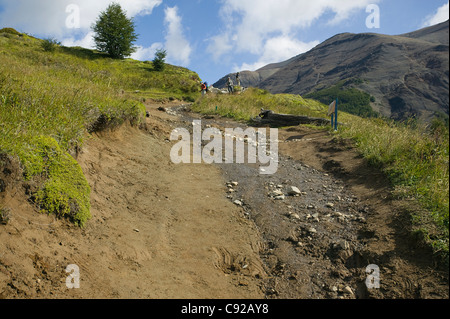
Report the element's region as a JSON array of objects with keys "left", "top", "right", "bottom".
[
  {"left": 0, "top": 101, "right": 448, "bottom": 299},
  {"left": 0, "top": 103, "right": 265, "bottom": 299}
]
